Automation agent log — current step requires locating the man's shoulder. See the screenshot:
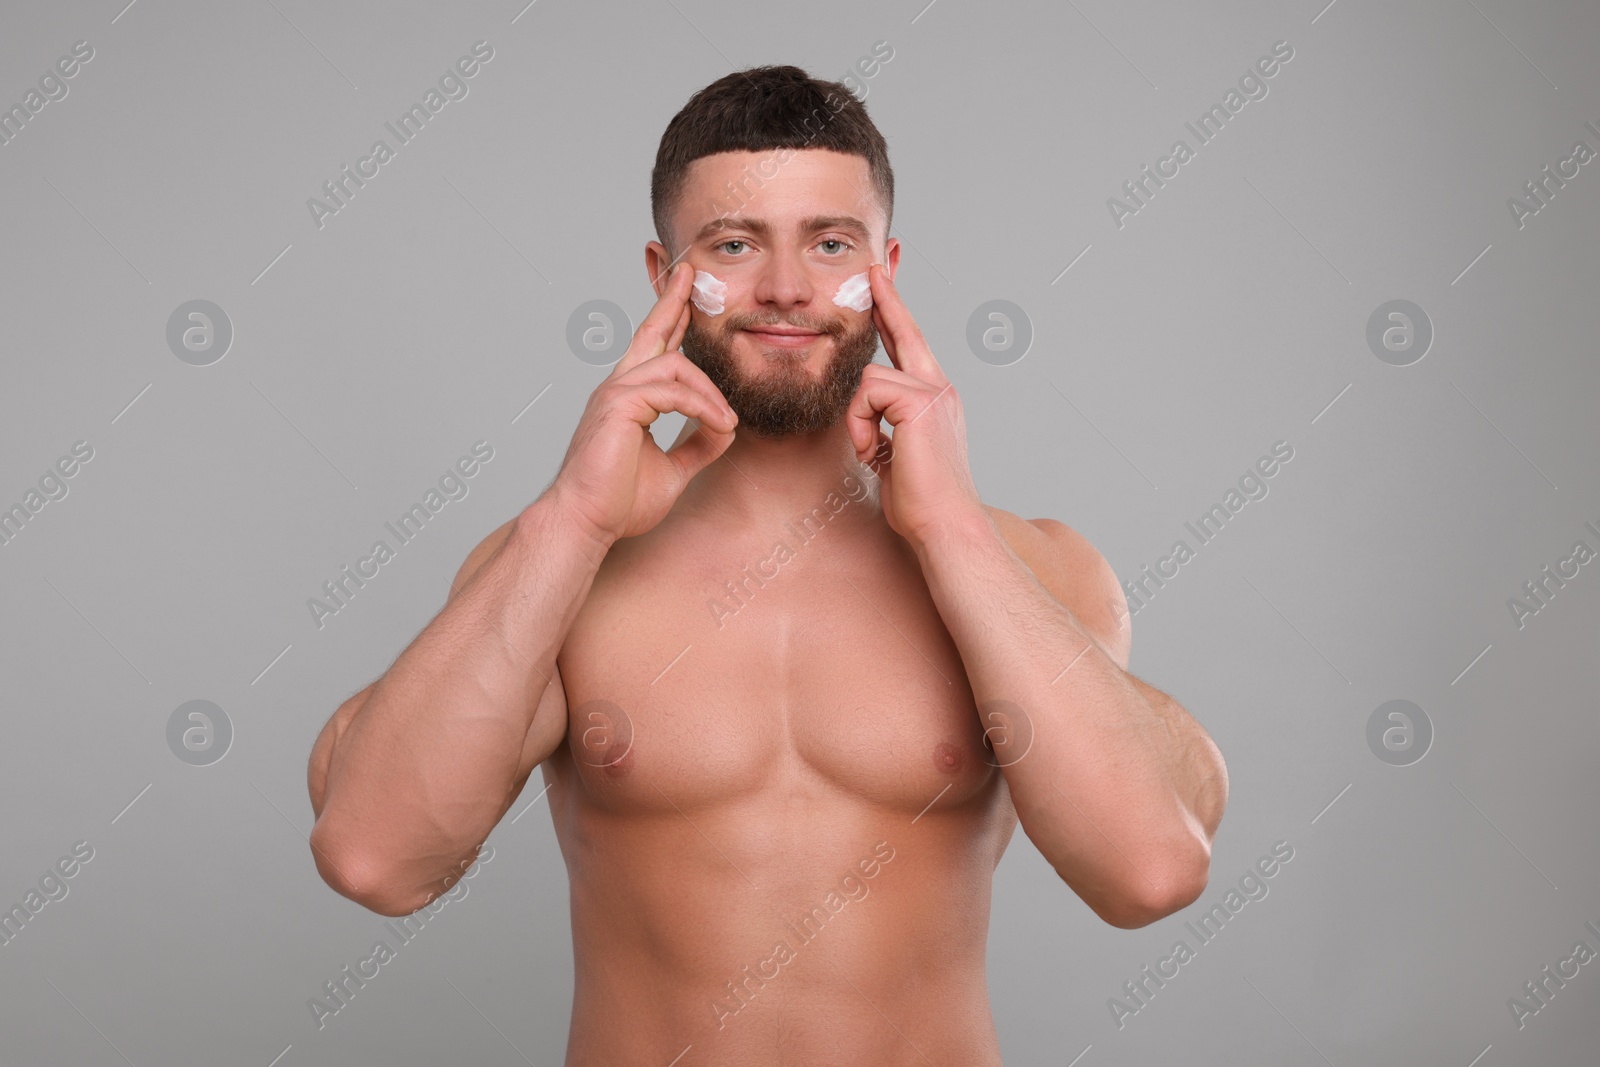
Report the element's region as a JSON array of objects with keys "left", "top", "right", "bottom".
[{"left": 981, "top": 504, "right": 1131, "bottom": 668}]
